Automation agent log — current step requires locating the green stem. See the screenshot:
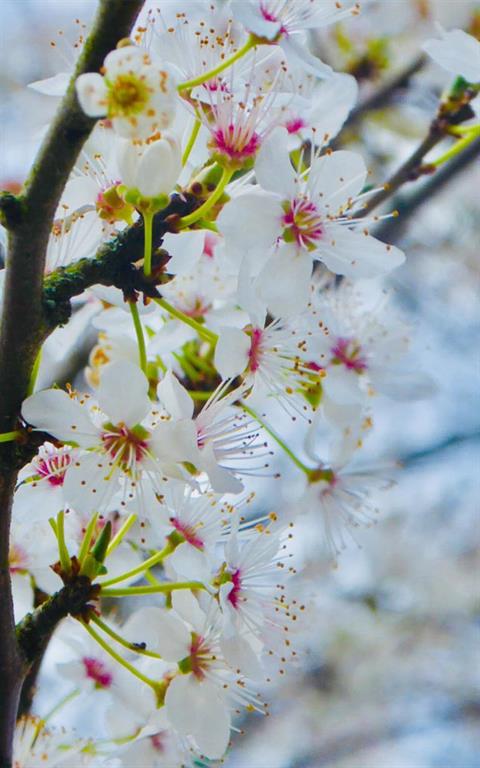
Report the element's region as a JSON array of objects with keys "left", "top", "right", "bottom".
[
  {"left": 179, "top": 166, "right": 234, "bottom": 228},
  {"left": 182, "top": 118, "right": 201, "bottom": 166},
  {"left": 154, "top": 298, "right": 218, "bottom": 344},
  {"left": 177, "top": 36, "right": 255, "bottom": 92},
  {"left": 78, "top": 512, "right": 99, "bottom": 566},
  {"left": 27, "top": 348, "right": 42, "bottom": 396},
  {"left": 42, "top": 688, "right": 80, "bottom": 724},
  {"left": 99, "top": 541, "right": 176, "bottom": 588},
  {"left": 142, "top": 210, "right": 154, "bottom": 277},
  {"left": 432, "top": 127, "right": 480, "bottom": 168},
  {"left": 79, "top": 620, "right": 161, "bottom": 694},
  {"left": 0, "top": 431, "right": 22, "bottom": 443},
  {"left": 105, "top": 513, "right": 137, "bottom": 558},
  {"left": 241, "top": 402, "right": 312, "bottom": 476},
  {"left": 55, "top": 511, "right": 71, "bottom": 575},
  {"left": 129, "top": 301, "right": 147, "bottom": 375},
  {"left": 100, "top": 581, "right": 205, "bottom": 598},
  {"left": 89, "top": 614, "right": 163, "bottom": 659}
]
